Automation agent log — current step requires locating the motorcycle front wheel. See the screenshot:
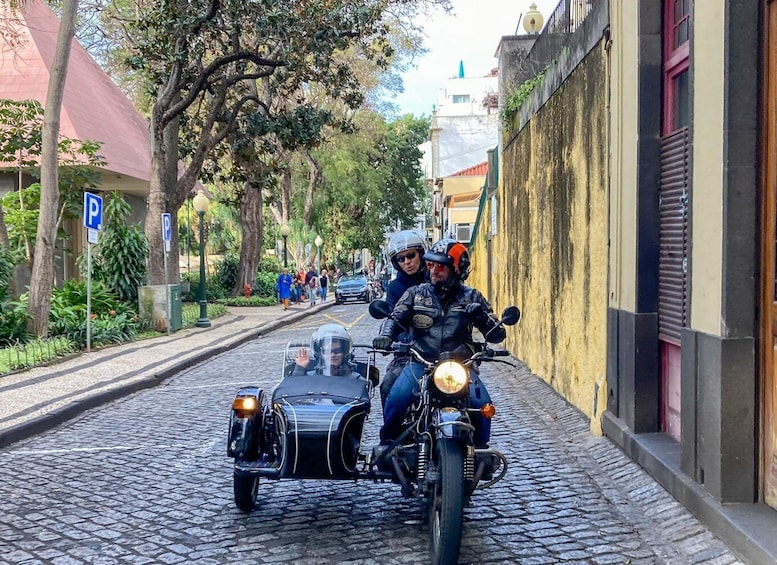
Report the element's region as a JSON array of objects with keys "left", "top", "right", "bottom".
[
  {"left": 233, "top": 472, "right": 259, "bottom": 512},
  {"left": 429, "top": 439, "right": 464, "bottom": 565}
]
